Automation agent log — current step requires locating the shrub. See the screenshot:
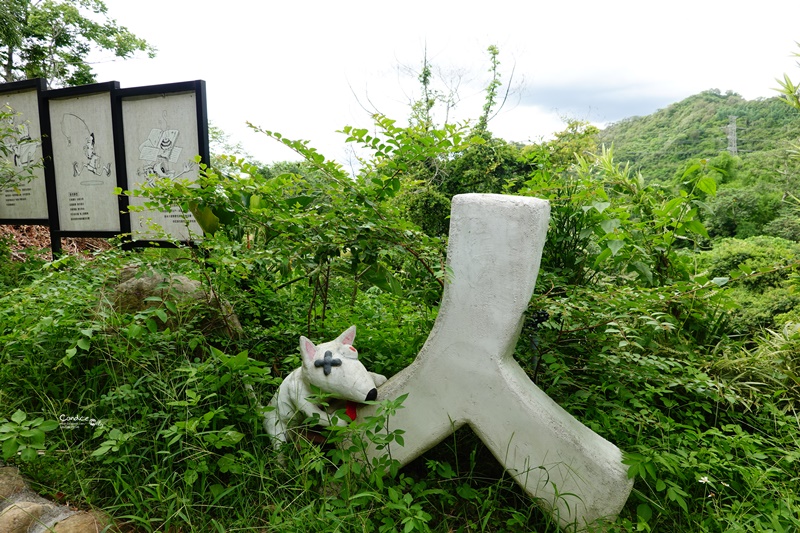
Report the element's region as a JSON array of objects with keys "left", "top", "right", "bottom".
[
  {"left": 763, "top": 214, "right": 800, "bottom": 241},
  {"left": 698, "top": 236, "right": 800, "bottom": 291}
]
